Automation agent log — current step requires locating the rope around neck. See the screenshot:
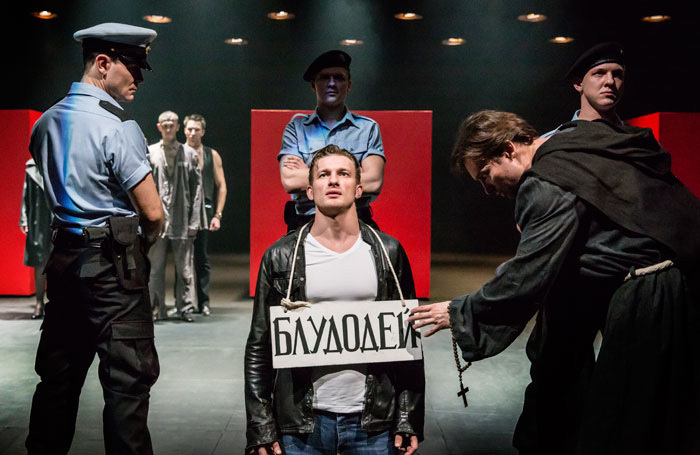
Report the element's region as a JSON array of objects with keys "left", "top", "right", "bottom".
[
  {"left": 279, "top": 224, "right": 406, "bottom": 311},
  {"left": 365, "top": 225, "right": 405, "bottom": 307},
  {"left": 280, "top": 223, "right": 312, "bottom": 311}
]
